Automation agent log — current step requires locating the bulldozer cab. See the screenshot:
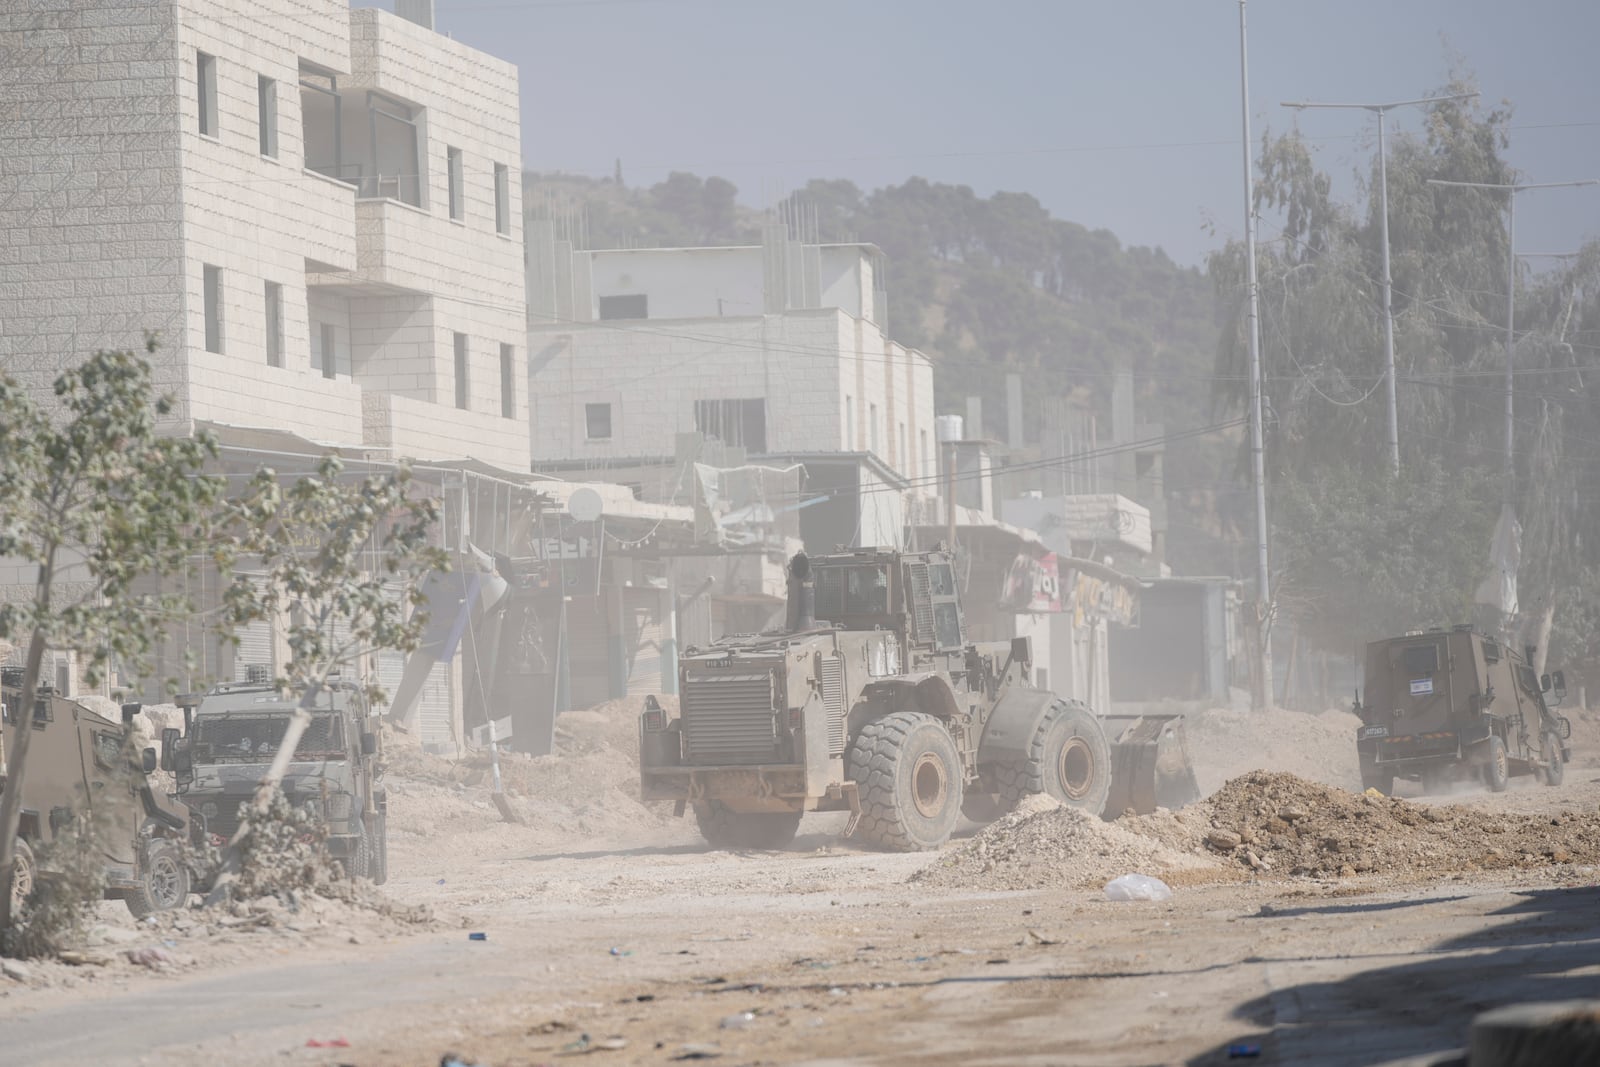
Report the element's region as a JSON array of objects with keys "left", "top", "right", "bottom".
[{"left": 809, "top": 549, "right": 967, "bottom": 651}]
